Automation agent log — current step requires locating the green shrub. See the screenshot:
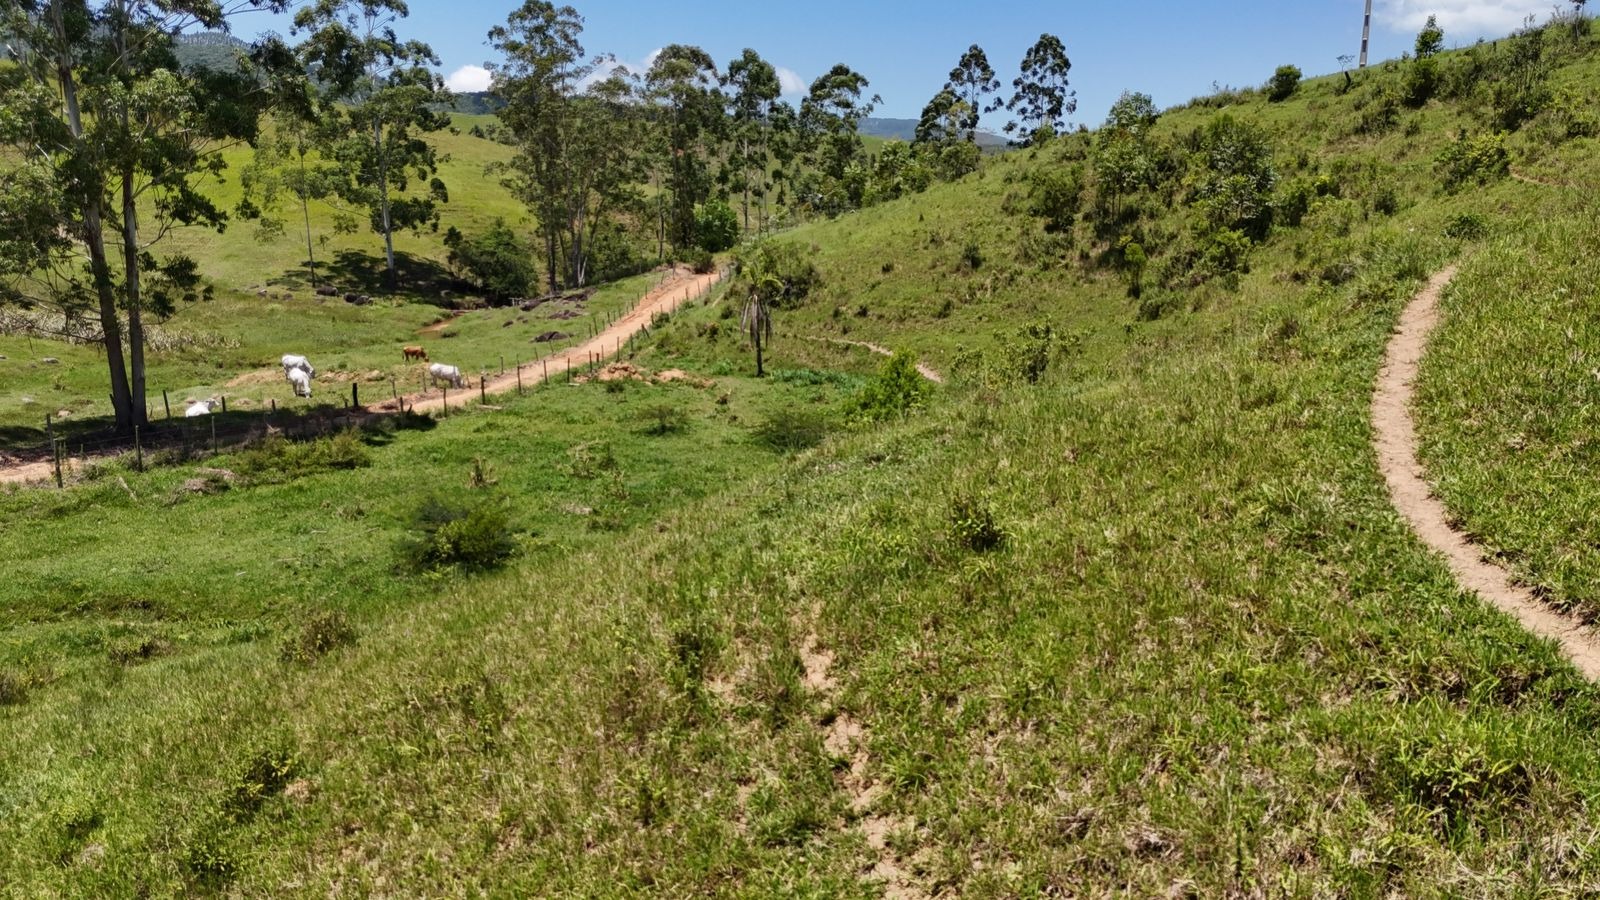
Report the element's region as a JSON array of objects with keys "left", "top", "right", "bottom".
[
  {"left": 1028, "top": 166, "right": 1083, "bottom": 233},
  {"left": 852, "top": 351, "right": 931, "bottom": 421},
  {"left": 444, "top": 220, "right": 538, "bottom": 302},
  {"left": 1266, "top": 65, "right": 1301, "bottom": 102},
  {"left": 753, "top": 406, "right": 832, "bottom": 453},
  {"left": 279, "top": 610, "right": 357, "bottom": 664},
  {"left": 639, "top": 404, "right": 689, "bottom": 436},
  {"left": 1444, "top": 212, "right": 1490, "bottom": 240},
  {"left": 222, "top": 743, "right": 300, "bottom": 822},
  {"left": 733, "top": 241, "right": 820, "bottom": 308},
  {"left": 1015, "top": 321, "right": 1059, "bottom": 384},
  {"left": 950, "top": 492, "right": 1007, "bottom": 553},
  {"left": 685, "top": 249, "right": 716, "bottom": 274},
  {"left": 959, "top": 238, "right": 984, "bottom": 271},
  {"left": 1403, "top": 58, "right": 1440, "bottom": 107},
  {"left": 694, "top": 200, "right": 739, "bottom": 252},
  {"left": 398, "top": 495, "right": 517, "bottom": 573},
  {"left": 1435, "top": 130, "right": 1510, "bottom": 191},
  {"left": 0, "top": 670, "right": 27, "bottom": 706},
  {"left": 234, "top": 431, "right": 371, "bottom": 484}
]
